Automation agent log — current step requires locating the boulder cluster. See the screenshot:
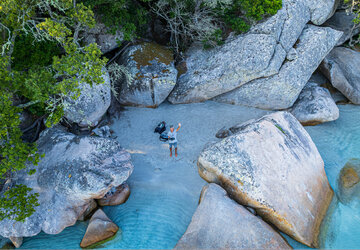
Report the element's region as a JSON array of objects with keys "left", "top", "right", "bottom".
[
  {"left": 191, "top": 112, "right": 333, "bottom": 248},
  {"left": 0, "top": 127, "right": 133, "bottom": 248},
  {"left": 2, "top": 0, "right": 360, "bottom": 248},
  {"left": 54, "top": 0, "right": 360, "bottom": 128}
]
